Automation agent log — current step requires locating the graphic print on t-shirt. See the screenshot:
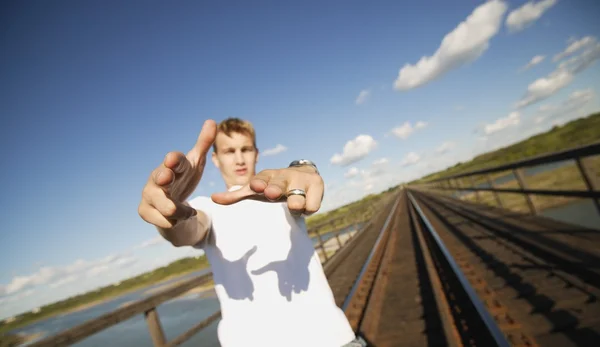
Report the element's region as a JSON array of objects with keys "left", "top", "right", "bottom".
[{"left": 251, "top": 207, "right": 315, "bottom": 301}]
